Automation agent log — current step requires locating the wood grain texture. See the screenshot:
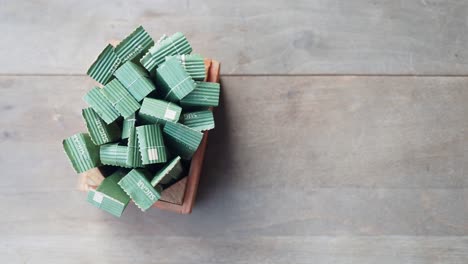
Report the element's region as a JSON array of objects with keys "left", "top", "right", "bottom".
[
  {"left": 2, "top": 76, "right": 468, "bottom": 261},
  {"left": 159, "top": 177, "right": 187, "bottom": 205},
  {"left": 3, "top": 1, "right": 468, "bottom": 261},
  {"left": 2, "top": 236, "right": 468, "bottom": 264},
  {"left": 2, "top": 0, "right": 468, "bottom": 75}
]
